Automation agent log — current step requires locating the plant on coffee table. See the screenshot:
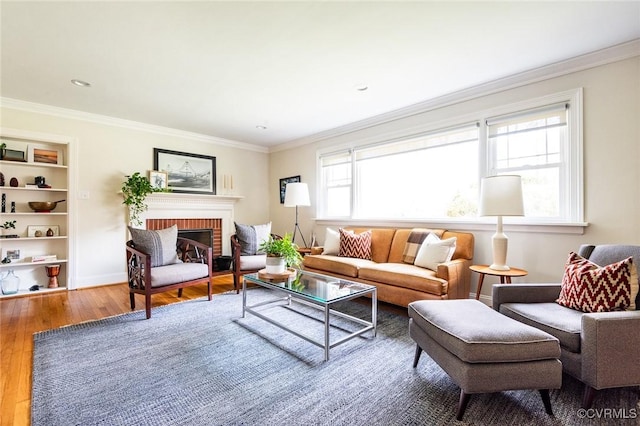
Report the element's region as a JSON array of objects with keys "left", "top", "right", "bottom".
[{"left": 259, "top": 233, "right": 303, "bottom": 270}]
